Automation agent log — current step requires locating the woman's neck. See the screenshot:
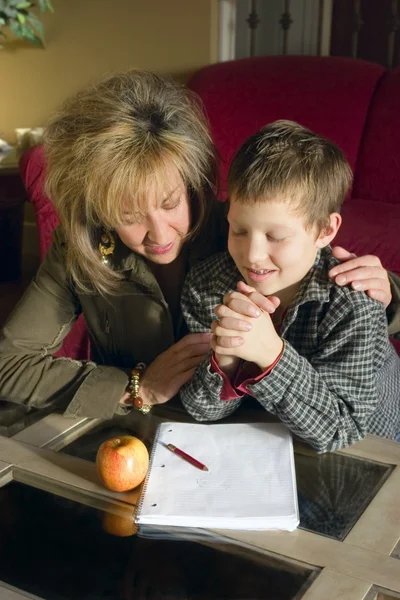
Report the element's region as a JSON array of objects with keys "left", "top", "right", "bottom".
[{"left": 148, "top": 249, "right": 188, "bottom": 326}]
